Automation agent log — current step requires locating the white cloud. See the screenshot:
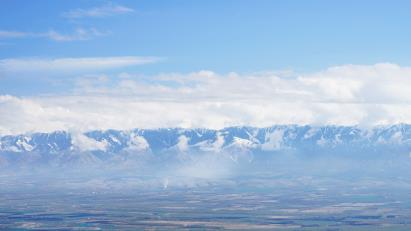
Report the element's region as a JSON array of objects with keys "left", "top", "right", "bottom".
[
  {"left": 71, "top": 132, "right": 108, "bottom": 151},
  {"left": 0, "top": 28, "right": 107, "bottom": 42},
  {"left": 0, "top": 30, "right": 28, "bottom": 38},
  {"left": 46, "top": 28, "right": 107, "bottom": 41},
  {"left": 126, "top": 134, "right": 149, "bottom": 151},
  {"left": 0, "top": 56, "right": 160, "bottom": 73},
  {"left": 261, "top": 130, "right": 285, "bottom": 151},
  {"left": 62, "top": 3, "right": 134, "bottom": 19},
  {"left": 2, "top": 63, "right": 411, "bottom": 135},
  {"left": 176, "top": 135, "right": 190, "bottom": 152}
]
